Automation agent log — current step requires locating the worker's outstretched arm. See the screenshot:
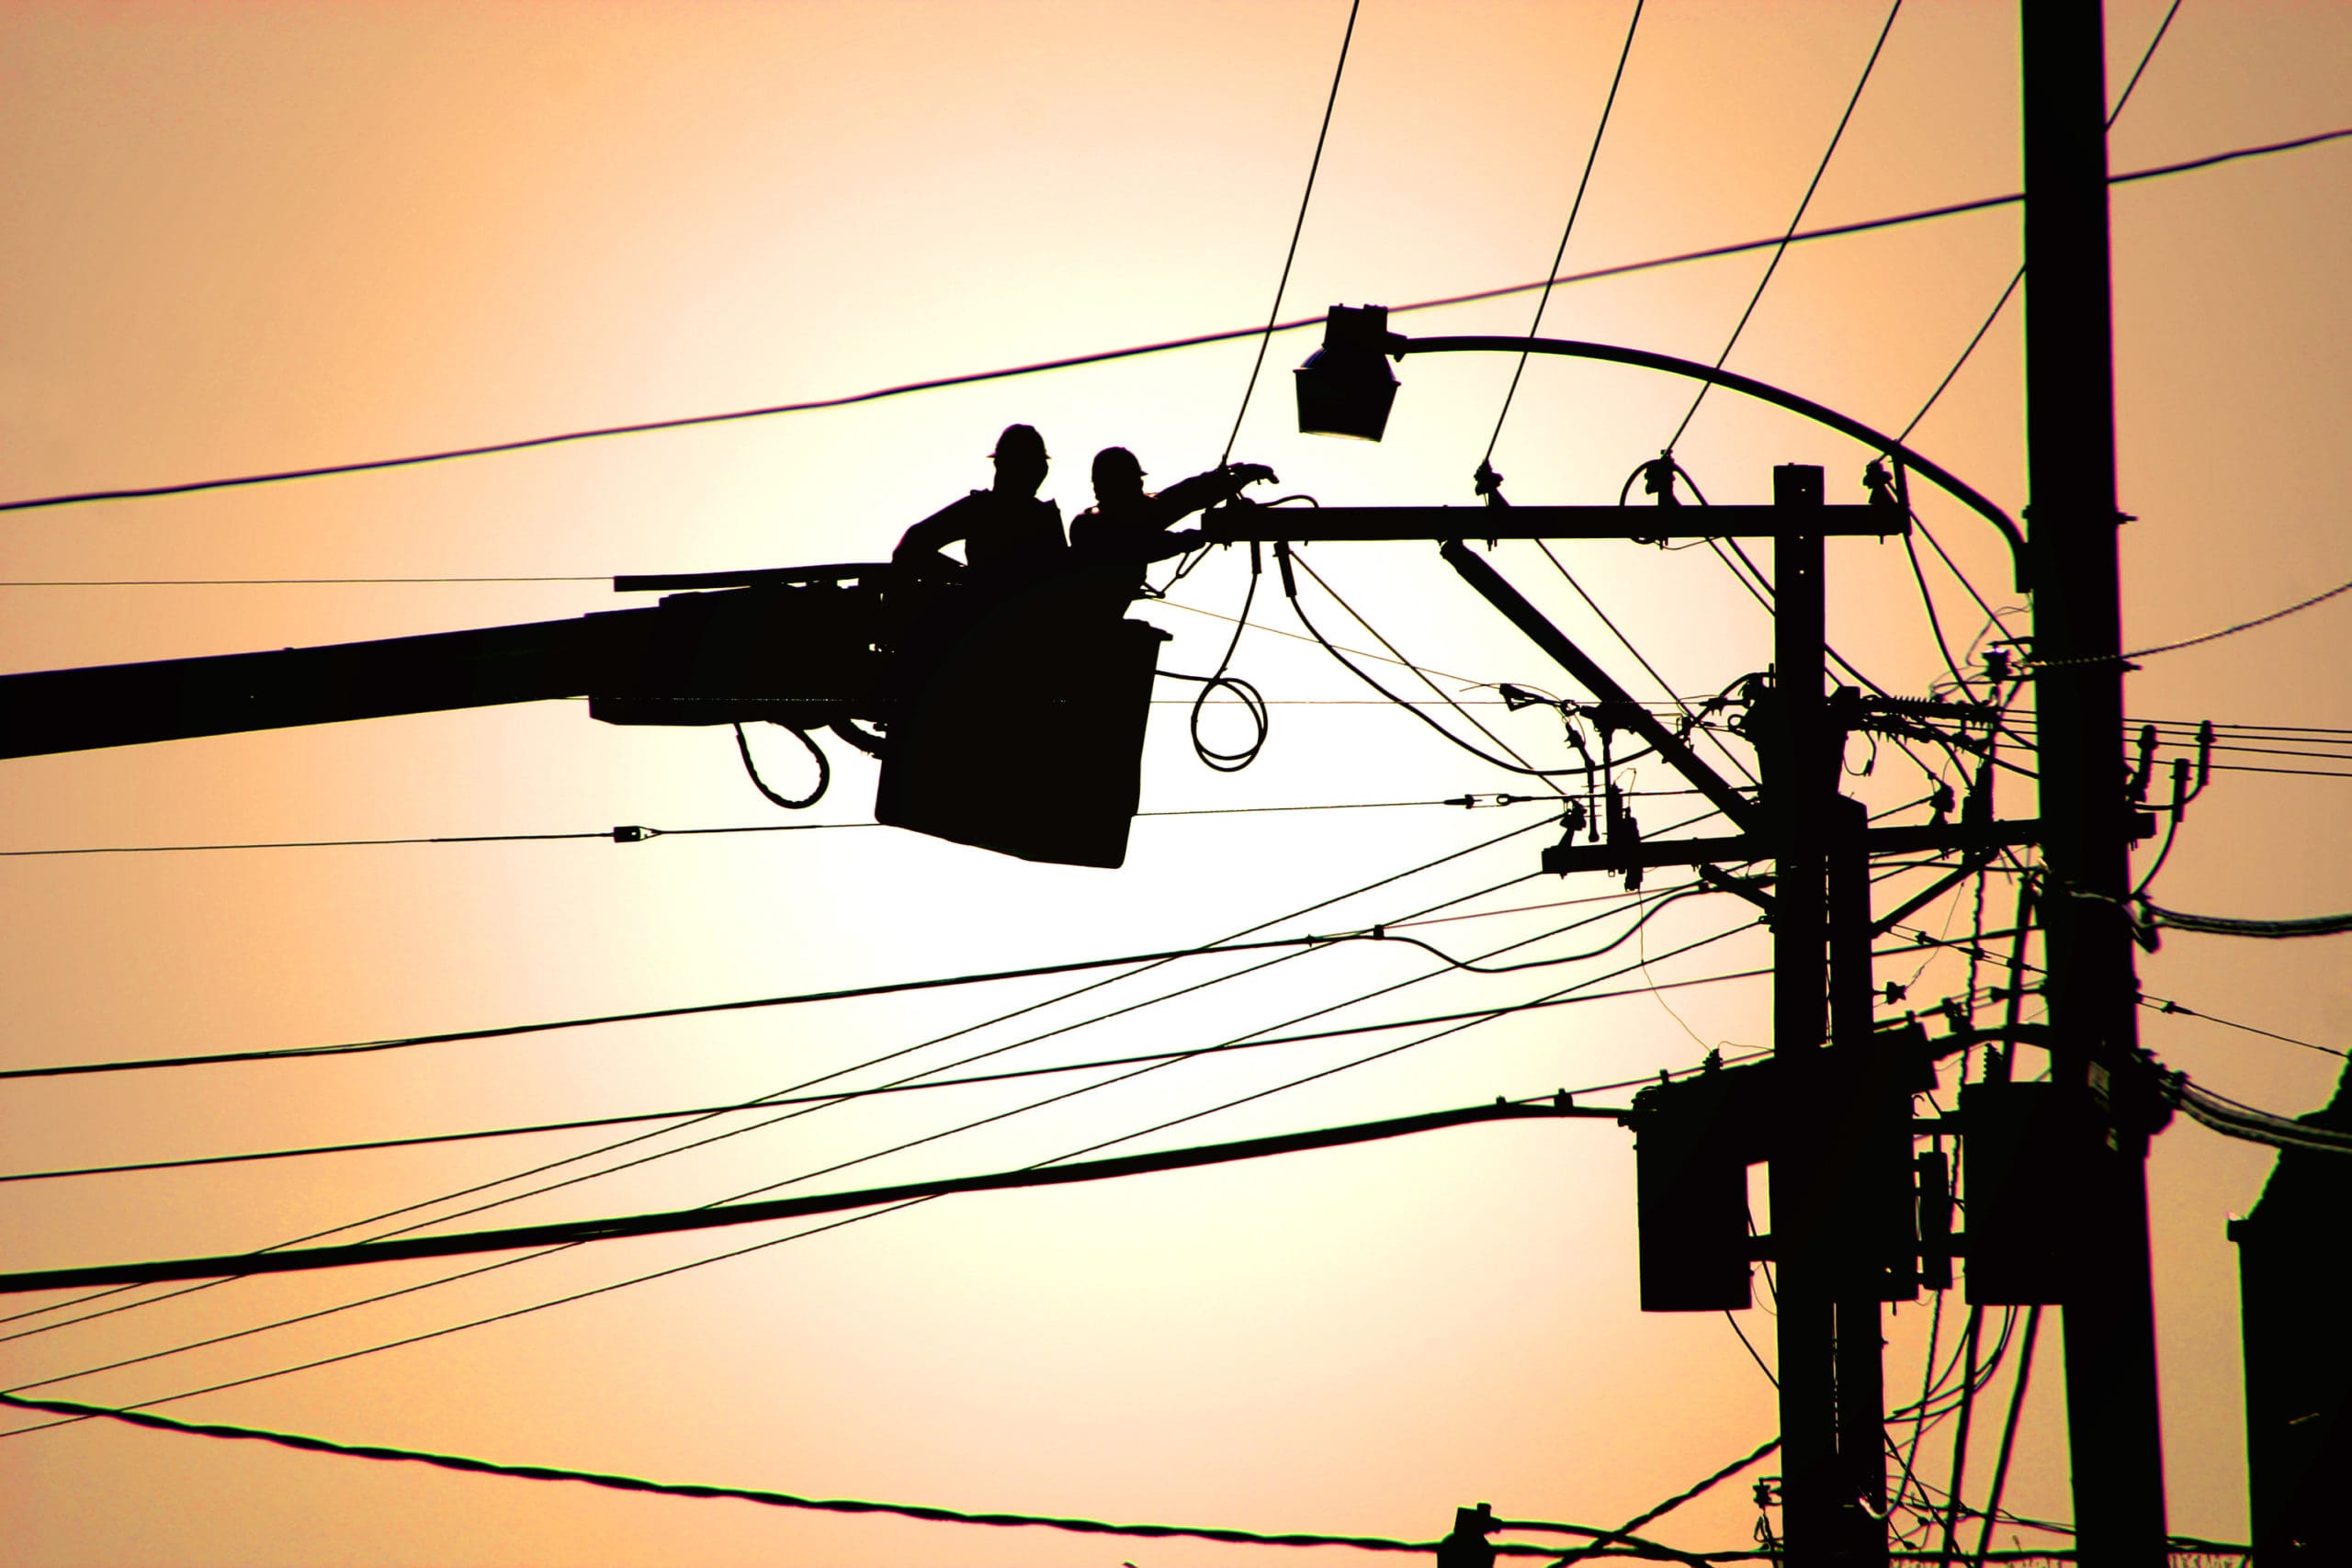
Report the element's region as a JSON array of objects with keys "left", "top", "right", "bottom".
[{"left": 1151, "top": 462, "right": 1276, "bottom": 524}]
